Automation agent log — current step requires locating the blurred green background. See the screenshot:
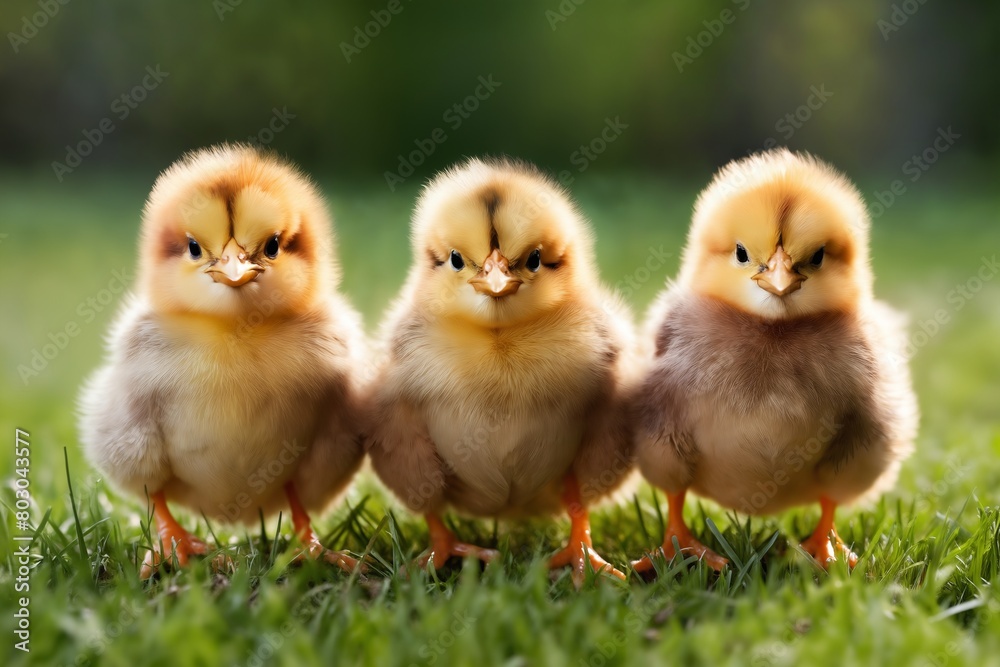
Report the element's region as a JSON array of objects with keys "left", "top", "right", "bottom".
[{"left": 2, "top": 2, "right": 1000, "bottom": 665}]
